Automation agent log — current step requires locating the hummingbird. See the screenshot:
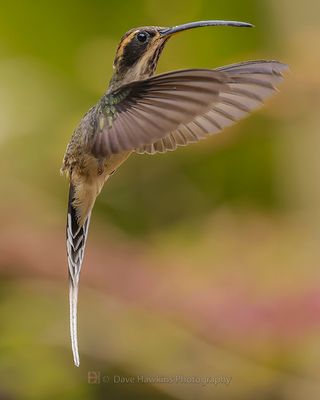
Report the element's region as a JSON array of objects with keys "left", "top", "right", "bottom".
[{"left": 61, "top": 20, "right": 287, "bottom": 366}]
